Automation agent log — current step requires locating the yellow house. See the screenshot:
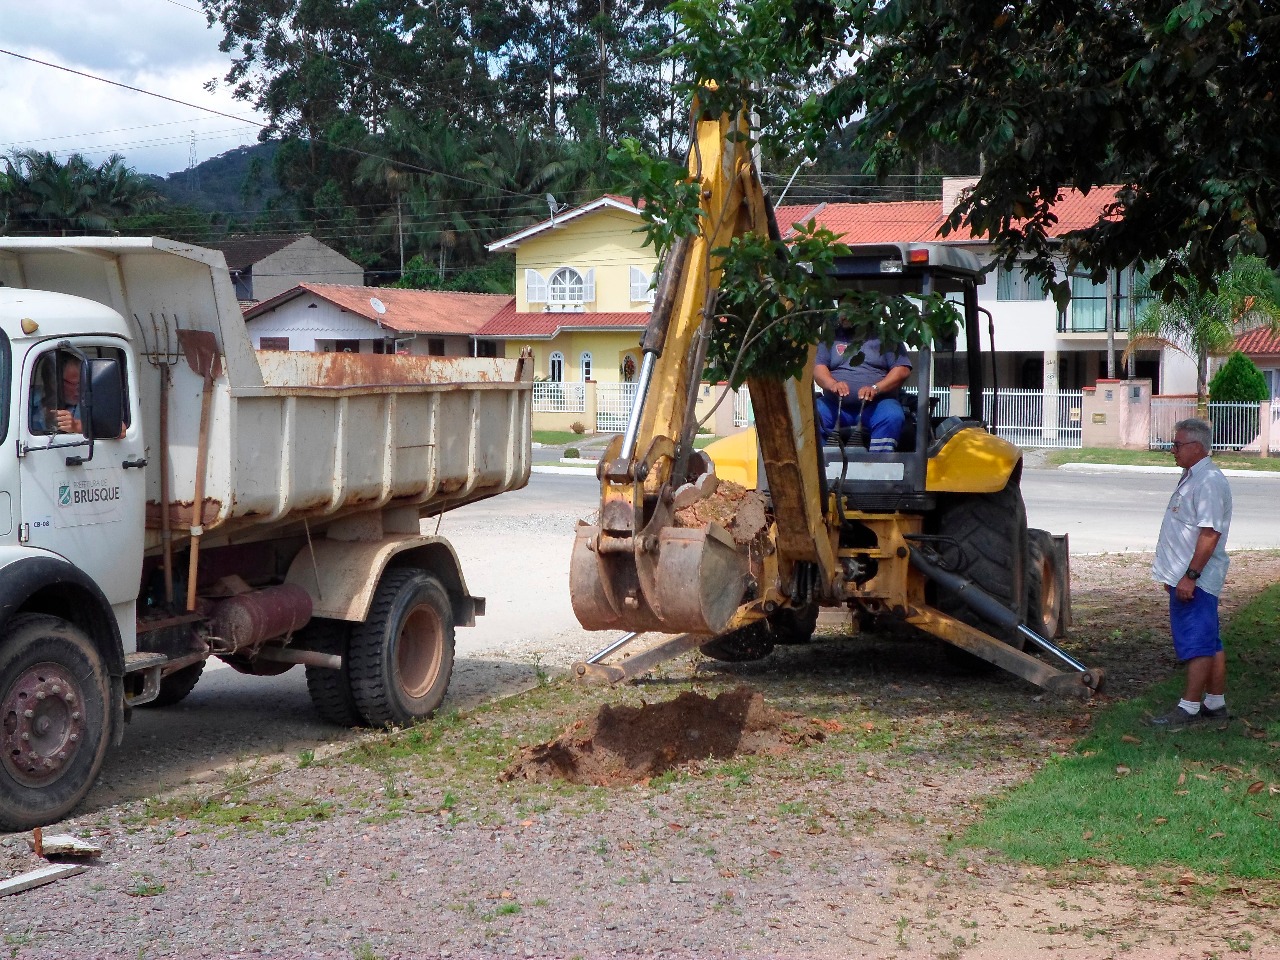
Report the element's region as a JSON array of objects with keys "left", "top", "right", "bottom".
[{"left": 478, "top": 195, "right": 655, "bottom": 386}]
